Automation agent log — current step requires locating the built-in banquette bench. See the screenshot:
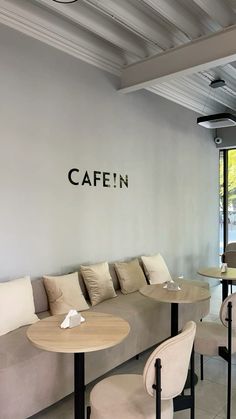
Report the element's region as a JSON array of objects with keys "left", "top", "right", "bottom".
[{"left": 0, "top": 260, "right": 209, "bottom": 419}]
